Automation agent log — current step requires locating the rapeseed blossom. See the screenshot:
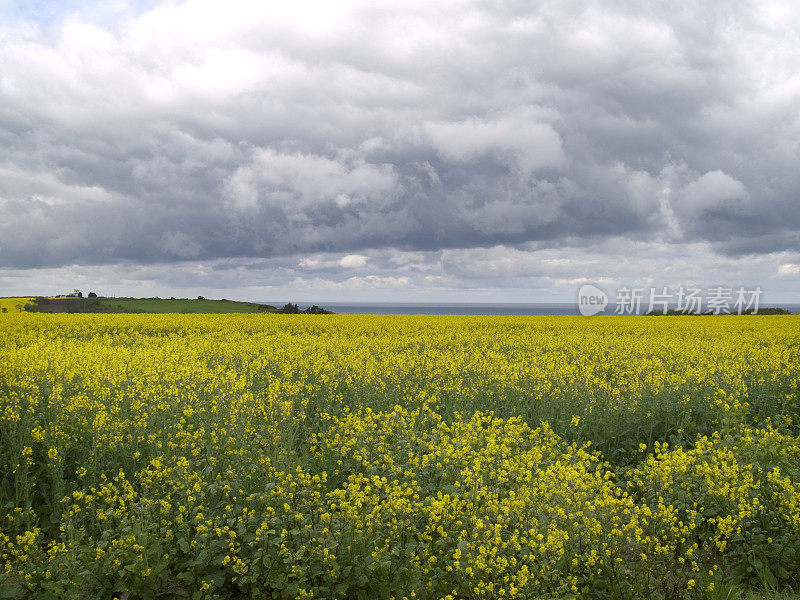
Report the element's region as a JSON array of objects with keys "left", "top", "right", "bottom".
[{"left": 0, "top": 313, "right": 799, "bottom": 598}]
